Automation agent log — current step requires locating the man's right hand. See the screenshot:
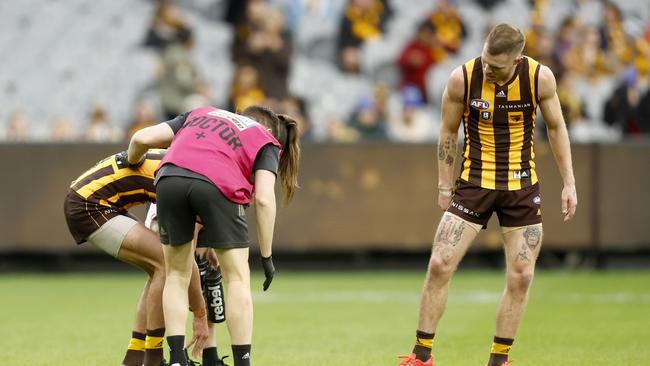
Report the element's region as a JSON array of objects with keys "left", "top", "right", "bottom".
[
  {"left": 186, "top": 309, "right": 209, "bottom": 358},
  {"left": 438, "top": 189, "right": 453, "bottom": 210}
]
